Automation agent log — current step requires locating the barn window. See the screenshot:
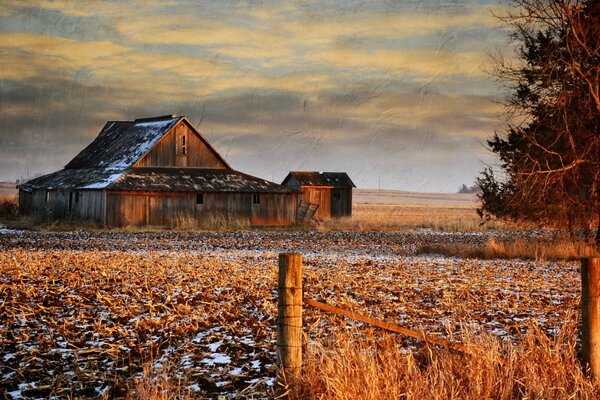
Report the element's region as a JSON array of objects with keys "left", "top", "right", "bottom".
[
  {"left": 333, "top": 191, "right": 340, "bottom": 201},
  {"left": 196, "top": 193, "right": 204, "bottom": 204},
  {"left": 177, "top": 131, "right": 187, "bottom": 156},
  {"left": 45, "top": 191, "right": 50, "bottom": 203},
  {"left": 75, "top": 192, "right": 80, "bottom": 202},
  {"left": 252, "top": 194, "right": 260, "bottom": 204}
]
